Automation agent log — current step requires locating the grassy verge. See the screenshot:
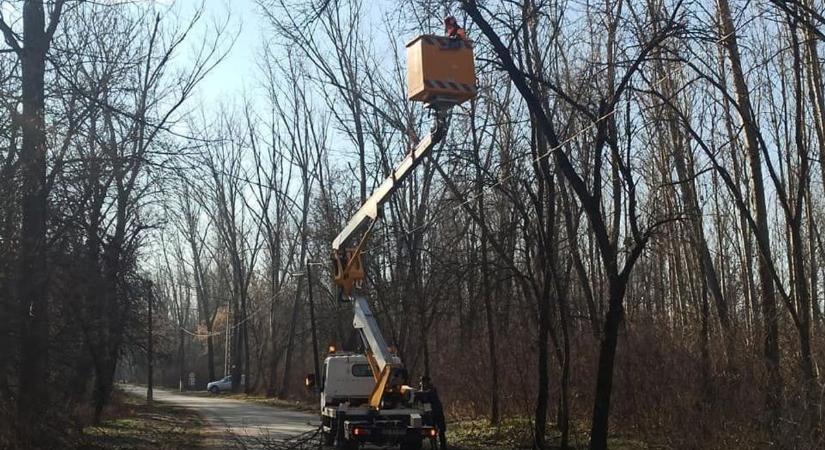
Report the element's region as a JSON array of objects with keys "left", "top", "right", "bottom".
[
  {"left": 225, "top": 394, "right": 316, "bottom": 414},
  {"left": 449, "top": 417, "right": 658, "bottom": 450},
  {"left": 79, "top": 389, "right": 210, "bottom": 449}
]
